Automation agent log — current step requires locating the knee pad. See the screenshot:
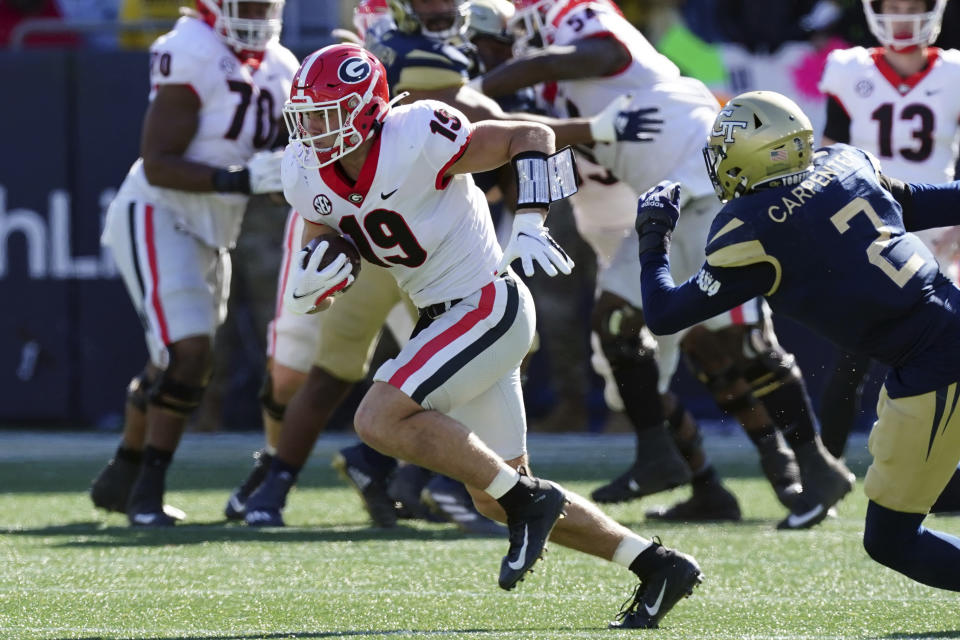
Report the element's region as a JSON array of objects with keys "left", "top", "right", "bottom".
[
  {"left": 258, "top": 371, "right": 287, "bottom": 422},
  {"left": 148, "top": 369, "right": 204, "bottom": 417},
  {"left": 740, "top": 328, "right": 800, "bottom": 398},
  {"left": 591, "top": 299, "right": 658, "bottom": 369},
  {"left": 126, "top": 369, "right": 153, "bottom": 412}
]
